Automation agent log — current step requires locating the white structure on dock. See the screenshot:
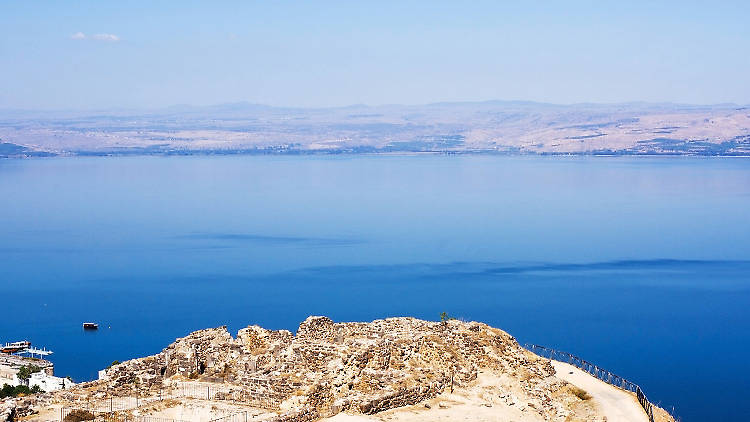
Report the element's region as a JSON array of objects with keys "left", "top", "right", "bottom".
[
  {"left": 19, "top": 347, "right": 54, "bottom": 359},
  {"left": 1, "top": 341, "right": 54, "bottom": 358}
]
